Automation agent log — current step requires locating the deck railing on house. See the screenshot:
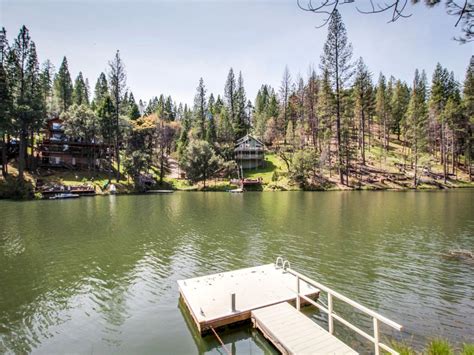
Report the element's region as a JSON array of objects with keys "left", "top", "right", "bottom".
[{"left": 275, "top": 257, "right": 403, "bottom": 355}]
